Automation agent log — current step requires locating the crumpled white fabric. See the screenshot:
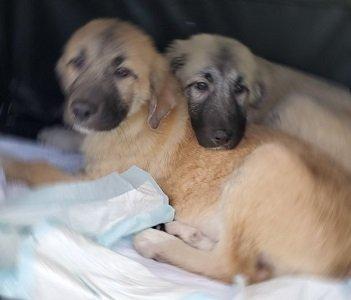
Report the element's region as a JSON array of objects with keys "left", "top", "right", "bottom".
[
  {"left": 2, "top": 223, "right": 213, "bottom": 299},
  {"left": 233, "top": 276, "right": 351, "bottom": 300}
]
